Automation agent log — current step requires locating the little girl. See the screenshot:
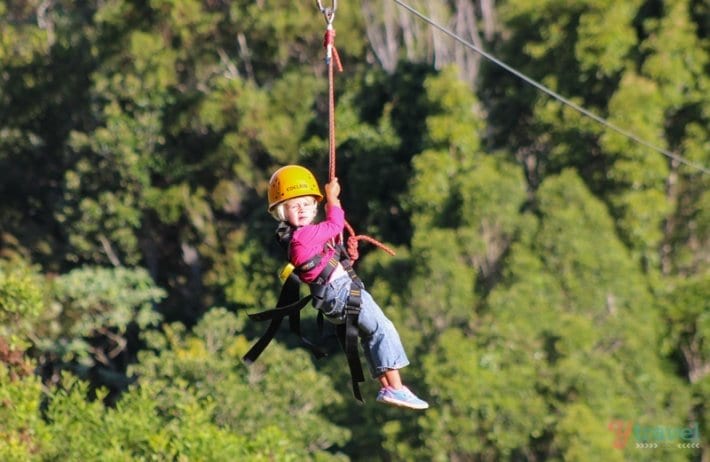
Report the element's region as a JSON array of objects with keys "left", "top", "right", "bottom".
[{"left": 267, "top": 165, "right": 428, "bottom": 410}]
